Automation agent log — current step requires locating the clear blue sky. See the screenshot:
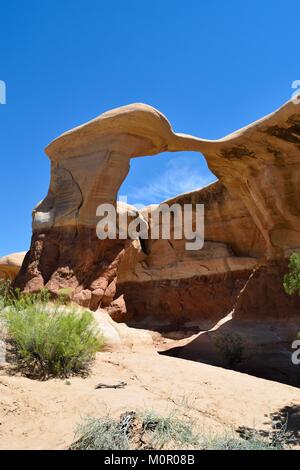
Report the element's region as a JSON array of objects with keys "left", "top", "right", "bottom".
[{"left": 0, "top": 0, "right": 299, "bottom": 256}]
